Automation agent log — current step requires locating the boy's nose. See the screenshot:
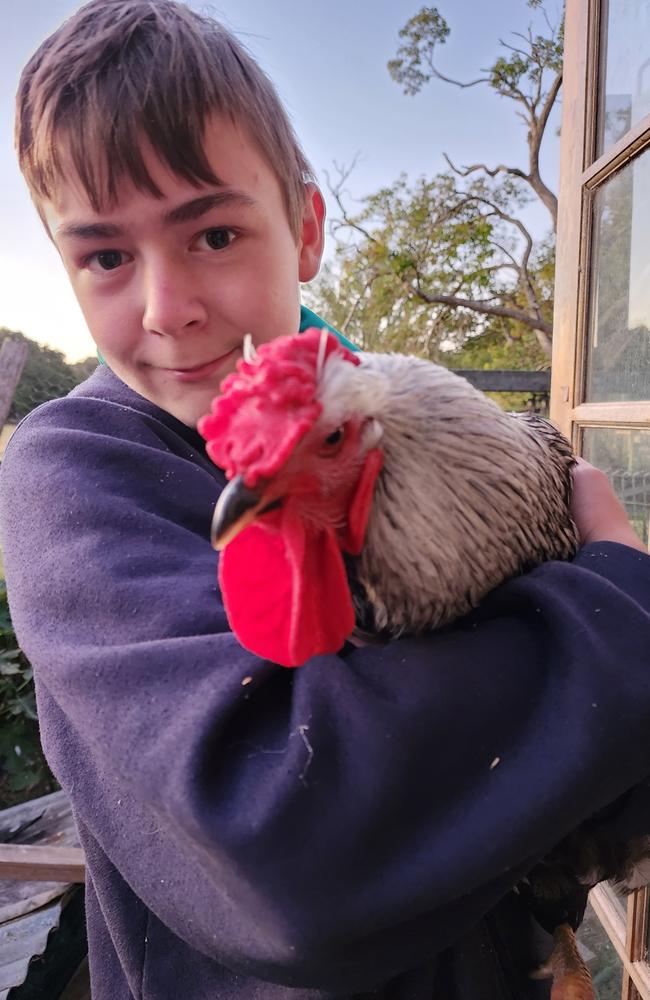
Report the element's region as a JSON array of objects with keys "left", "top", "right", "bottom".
[{"left": 141, "top": 264, "right": 207, "bottom": 337}]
